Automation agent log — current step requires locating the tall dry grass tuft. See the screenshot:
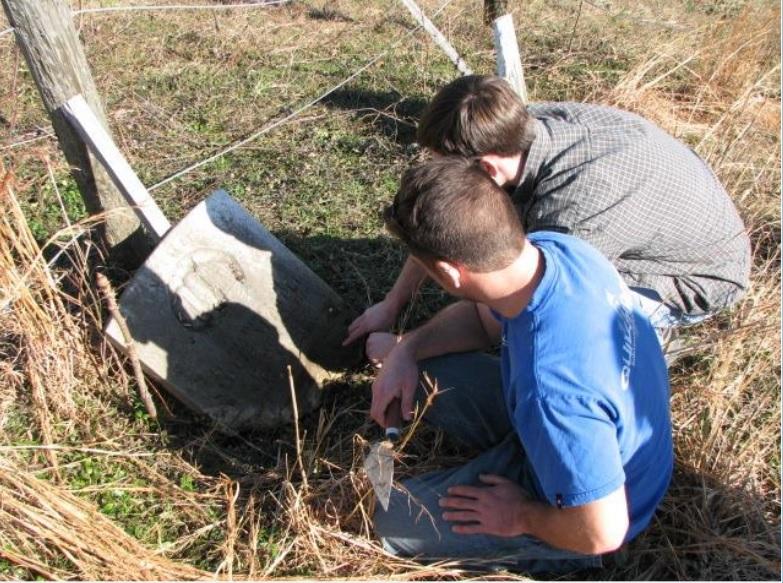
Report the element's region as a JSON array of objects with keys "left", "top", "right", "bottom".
[
  {"left": 199, "top": 395, "right": 496, "bottom": 579},
  {"left": 0, "top": 167, "right": 80, "bottom": 475},
  {"left": 0, "top": 455, "right": 209, "bottom": 580},
  {"left": 0, "top": 167, "right": 215, "bottom": 579},
  {"left": 595, "top": 2, "right": 781, "bottom": 580},
  {"left": 609, "top": 3, "right": 780, "bottom": 160}
]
